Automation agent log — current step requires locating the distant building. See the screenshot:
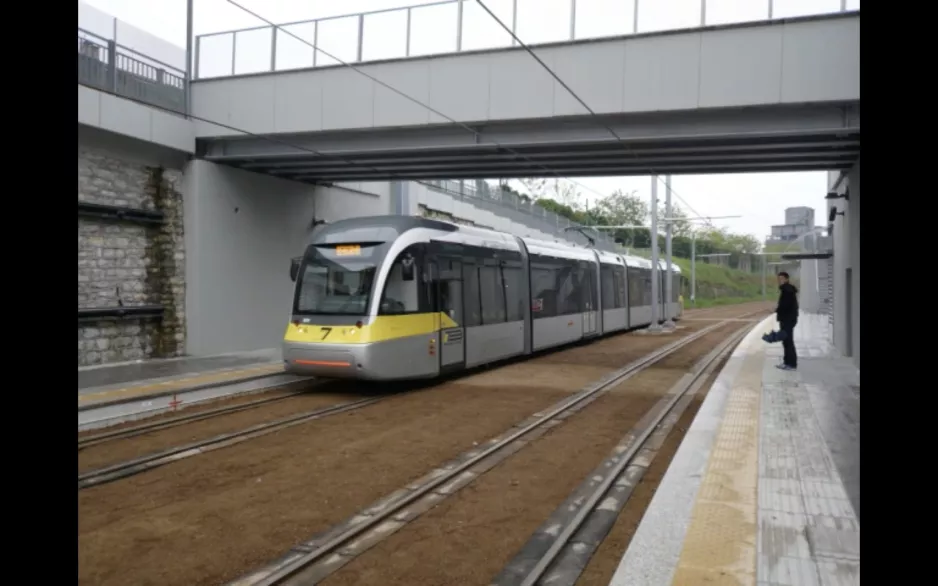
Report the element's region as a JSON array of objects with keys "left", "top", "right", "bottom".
[{"left": 766, "top": 206, "right": 816, "bottom": 245}]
